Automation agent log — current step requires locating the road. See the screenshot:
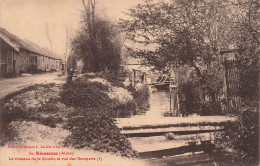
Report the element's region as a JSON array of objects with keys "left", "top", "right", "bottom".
[{"left": 0, "top": 72, "right": 65, "bottom": 100}]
